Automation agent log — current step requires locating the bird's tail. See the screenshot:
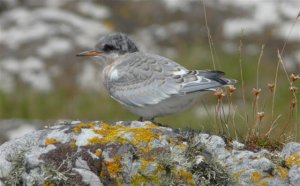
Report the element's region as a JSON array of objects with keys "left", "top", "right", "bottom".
[
  {"left": 180, "top": 70, "right": 237, "bottom": 94},
  {"left": 195, "top": 70, "right": 237, "bottom": 86},
  {"left": 212, "top": 77, "right": 237, "bottom": 85}
]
